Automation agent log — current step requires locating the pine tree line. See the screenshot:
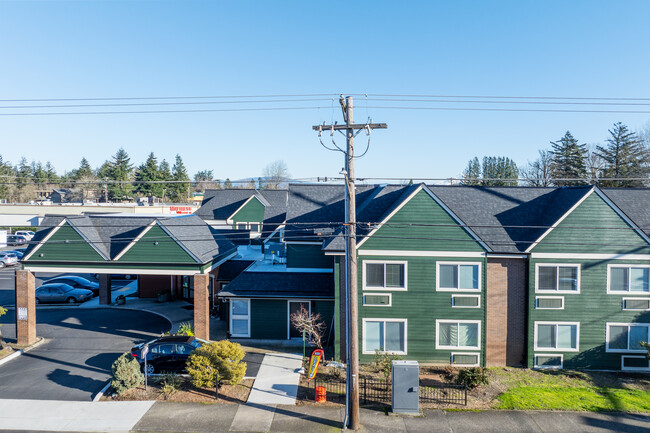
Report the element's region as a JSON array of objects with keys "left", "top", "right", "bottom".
[
  {"left": 463, "top": 122, "right": 650, "bottom": 187},
  {"left": 0, "top": 150, "right": 291, "bottom": 203}
]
